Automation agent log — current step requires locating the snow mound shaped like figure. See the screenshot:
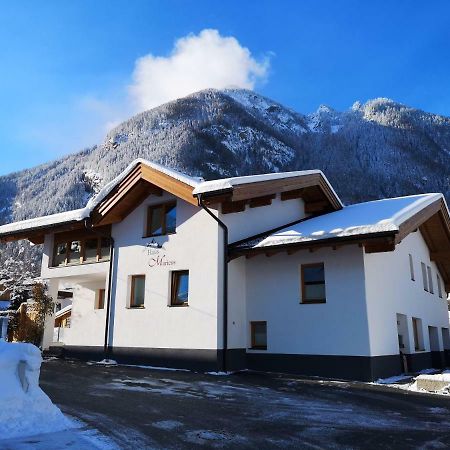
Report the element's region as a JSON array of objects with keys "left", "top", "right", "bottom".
[{"left": 0, "top": 341, "right": 70, "bottom": 440}]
